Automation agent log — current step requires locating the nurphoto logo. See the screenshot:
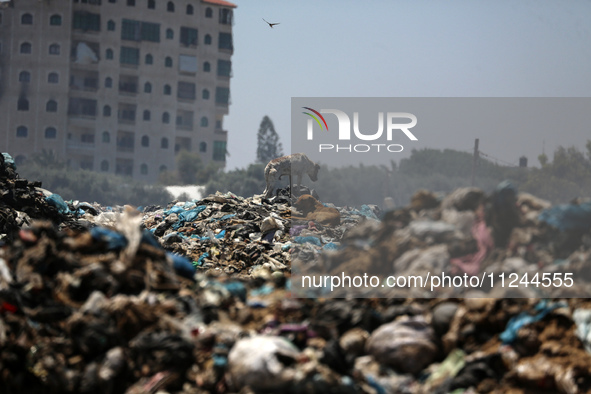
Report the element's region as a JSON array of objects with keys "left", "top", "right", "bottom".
[{"left": 302, "top": 107, "right": 418, "bottom": 153}]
